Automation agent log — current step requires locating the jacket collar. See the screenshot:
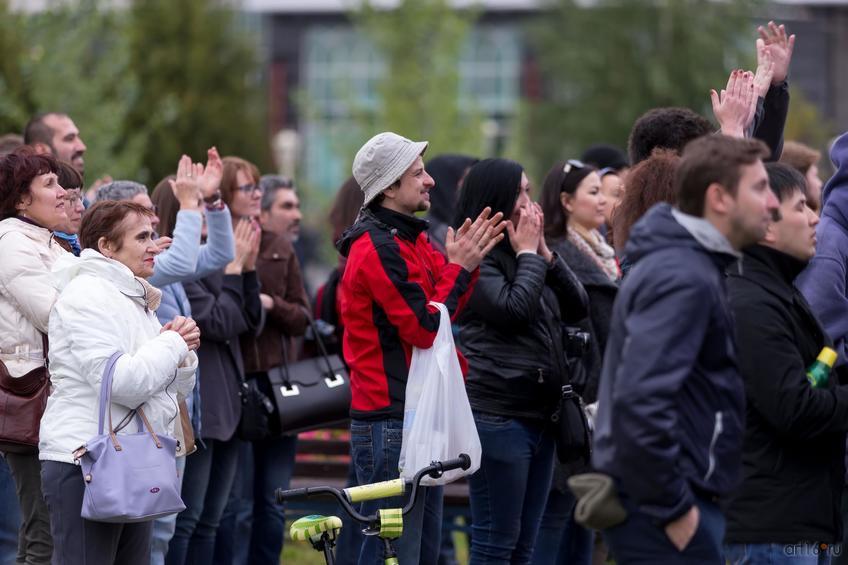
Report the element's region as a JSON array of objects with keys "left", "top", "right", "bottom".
[
  {"left": 369, "top": 206, "right": 429, "bottom": 242},
  {"left": 734, "top": 244, "right": 806, "bottom": 304},
  {"left": 0, "top": 216, "right": 56, "bottom": 246},
  {"left": 671, "top": 208, "right": 741, "bottom": 260}
]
